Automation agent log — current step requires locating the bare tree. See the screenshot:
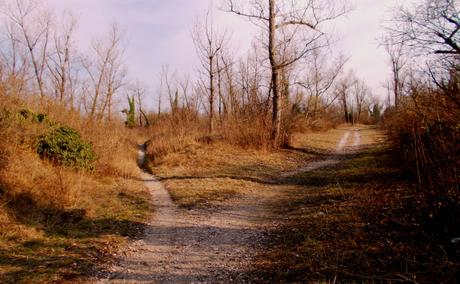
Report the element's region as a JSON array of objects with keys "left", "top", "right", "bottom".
[
  {"left": 192, "top": 9, "right": 227, "bottom": 135},
  {"left": 83, "top": 24, "right": 126, "bottom": 120},
  {"left": 159, "top": 65, "right": 180, "bottom": 113},
  {"left": 216, "top": 53, "right": 225, "bottom": 122},
  {"left": 48, "top": 13, "right": 76, "bottom": 105},
  {"left": 389, "top": 0, "right": 460, "bottom": 58},
  {"left": 130, "top": 82, "right": 149, "bottom": 126},
  {"left": 336, "top": 71, "right": 356, "bottom": 123},
  {"left": 156, "top": 75, "right": 162, "bottom": 116},
  {"left": 2, "top": 0, "right": 51, "bottom": 98},
  {"left": 226, "top": 0, "right": 348, "bottom": 145},
  {"left": 176, "top": 73, "right": 193, "bottom": 112},
  {"left": 297, "top": 48, "right": 348, "bottom": 119},
  {"left": 353, "top": 78, "right": 369, "bottom": 122},
  {"left": 388, "top": 0, "right": 460, "bottom": 106},
  {"left": 383, "top": 37, "right": 406, "bottom": 109},
  {"left": 220, "top": 51, "right": 237, "bottom": 116},
  {"left": 0, "top": 21, "right": 29, "bottom": 96}
]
